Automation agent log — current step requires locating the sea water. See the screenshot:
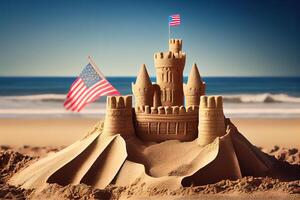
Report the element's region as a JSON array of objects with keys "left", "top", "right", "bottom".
[{"left": 0, "top": 77, "right": 299, "bottom": 118}]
